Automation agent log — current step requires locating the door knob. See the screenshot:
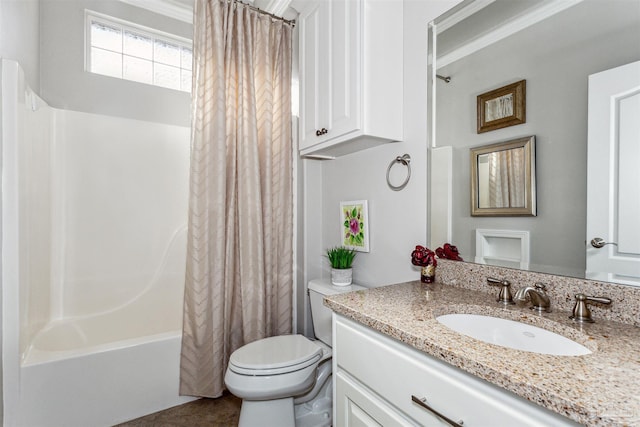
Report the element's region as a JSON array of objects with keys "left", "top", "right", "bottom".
[{"left": 590, "top": 237, "right": 618, "bottom": 249}]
